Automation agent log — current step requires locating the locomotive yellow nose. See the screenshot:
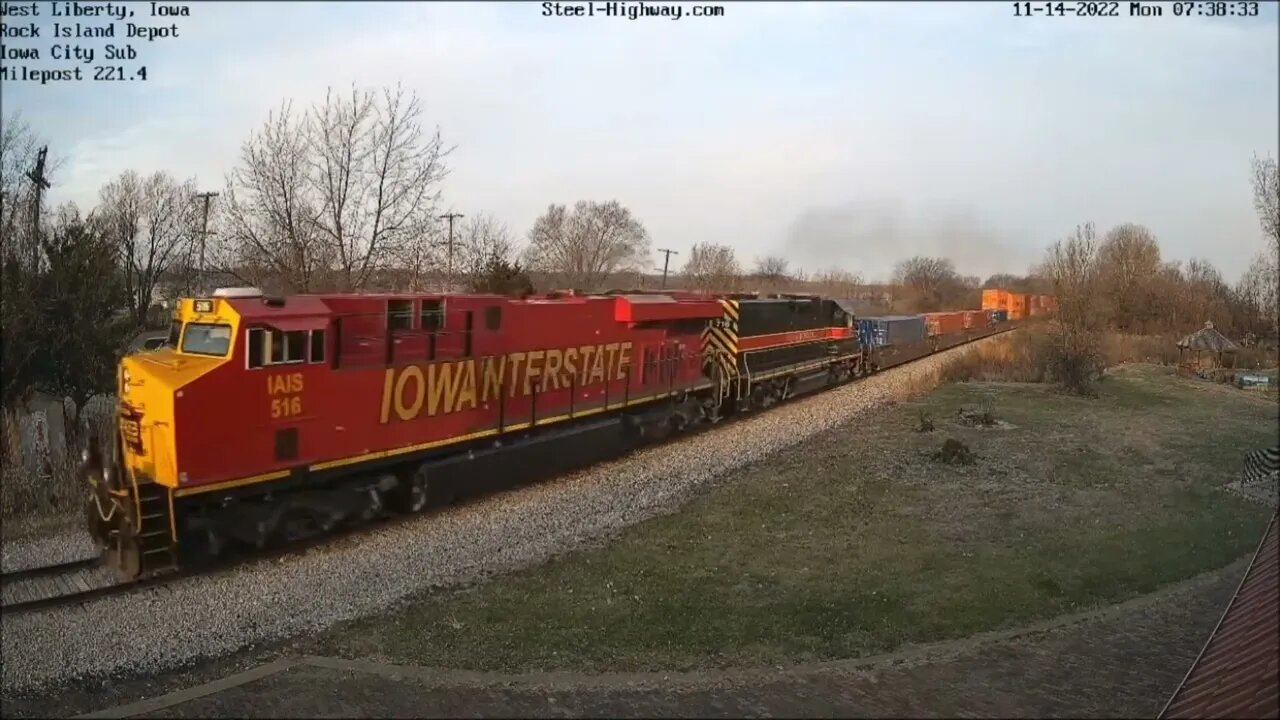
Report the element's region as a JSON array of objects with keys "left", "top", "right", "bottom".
[{"left": 118, "top": 350, "right": 219, "bottom": 488}]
